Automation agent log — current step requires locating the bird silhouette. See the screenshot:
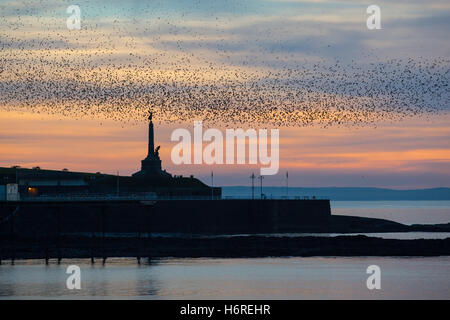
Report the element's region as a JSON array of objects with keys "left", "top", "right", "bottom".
[{"left": 0, "top": 1, "right": 448, "bottom": 128}]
